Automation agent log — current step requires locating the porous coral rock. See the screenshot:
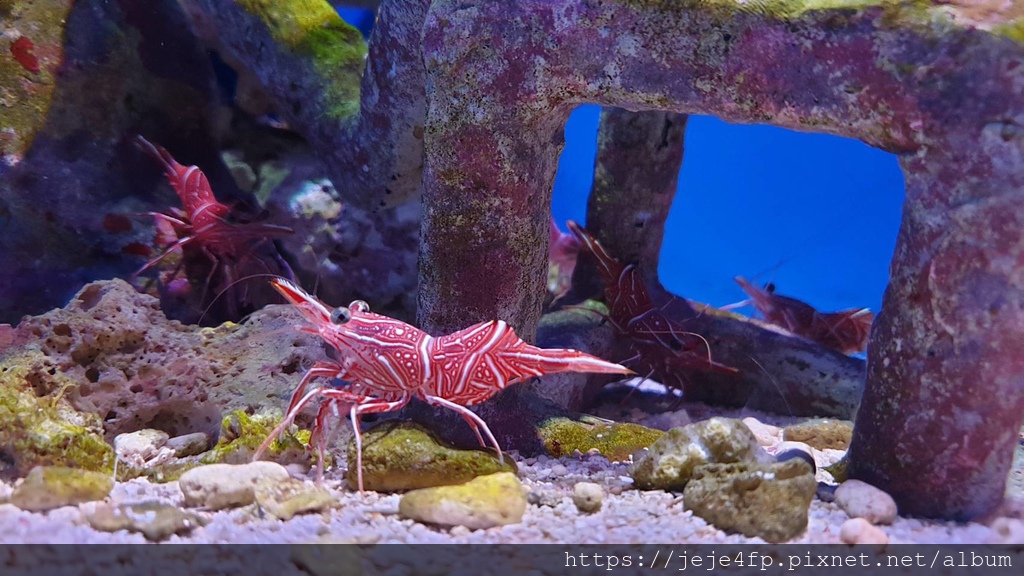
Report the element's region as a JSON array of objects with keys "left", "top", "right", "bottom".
[
  {"left": 0, "top": 354, "right": 114, "bottom": 475},
  {"left": 683, "top": 459, "right": 817, "bottom": 543},
  {"left": 13, "top": 280, "right": 222, "bottom": 441}
]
